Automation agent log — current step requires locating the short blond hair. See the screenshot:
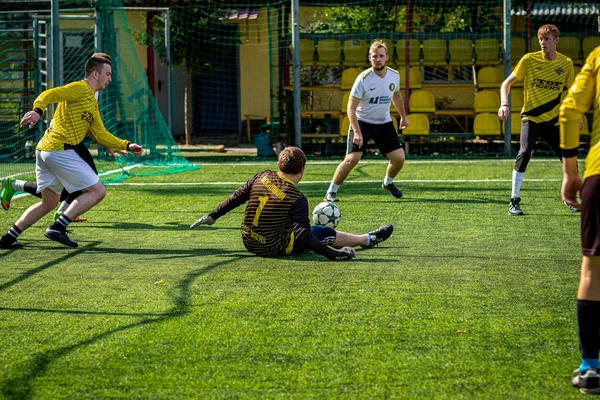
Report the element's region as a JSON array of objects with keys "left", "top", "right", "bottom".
[
  {"left": 538, "top": 24, "right": 560, "bottom": 39},
  {"left": 369, "top": 40, "right": 388, "bottom": 55}
]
